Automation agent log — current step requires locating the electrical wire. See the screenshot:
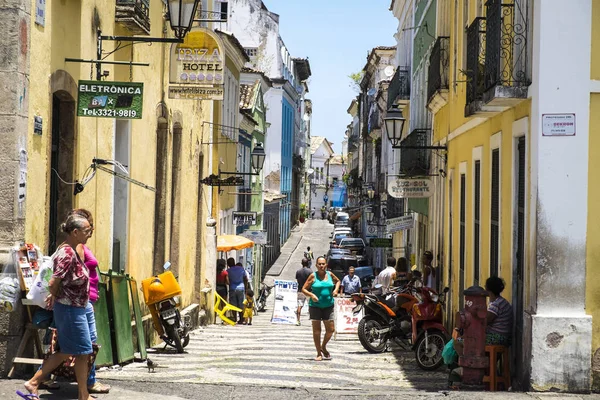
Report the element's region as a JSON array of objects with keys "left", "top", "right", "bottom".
[{"left": 51, "top": 168, "right": 78, "bottom": 185}]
